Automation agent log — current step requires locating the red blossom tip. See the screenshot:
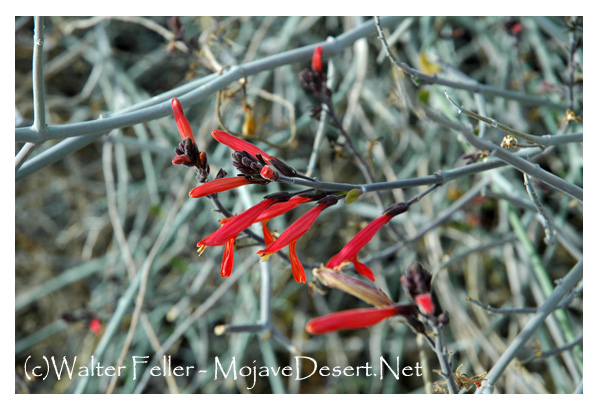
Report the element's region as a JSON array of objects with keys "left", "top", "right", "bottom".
[
  {"left": 89, "top": 318, "right": 102, "bottom": 334},
  {"left": 351, "top": 257, "right": 376, "bottom": 282},
  {"left": 220, "top": 236, "right": 236, "bottom": 277},
  {"left": 289, "top": 241, "right": 306, "bottom": 283},
  {"left": 414, "top": 293, "right": 435, "bottom": 315},
  {"left": 312, "top": 45, "right": 323, "bottom": 74},
  {"left": 260, "top": 165, "right": 276, "bottom": 180},
  {"left": 171, "top": 98, "right": 195, "bottom": 143},
  {"left": 212, "top": 130, "right": 273, "bottom": 162},
  {"left": 189, "top": 176, "right": 252, "bottom": 198},
  {"left": 261, "top": 221, "right": 275, "bottom": 247}
]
